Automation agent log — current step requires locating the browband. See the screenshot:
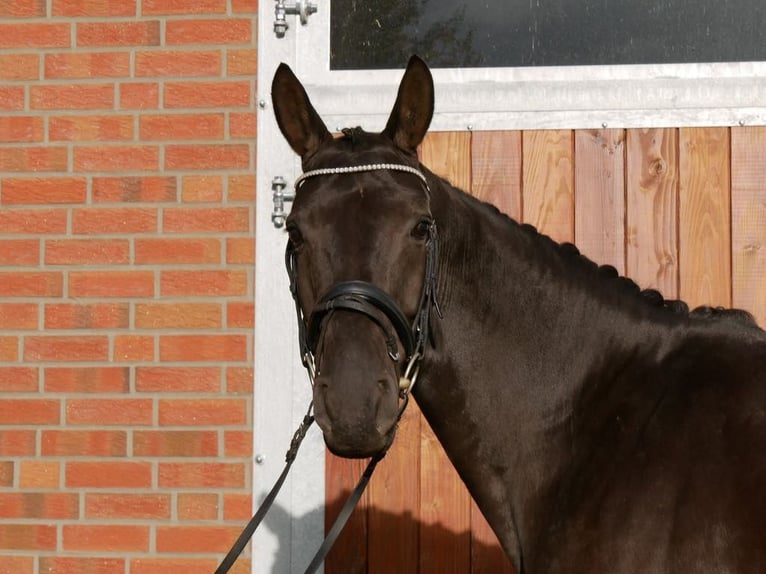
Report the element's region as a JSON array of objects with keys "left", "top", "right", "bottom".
[{"left": 294, "top": 163, "right": 429, "bottom": 191}]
